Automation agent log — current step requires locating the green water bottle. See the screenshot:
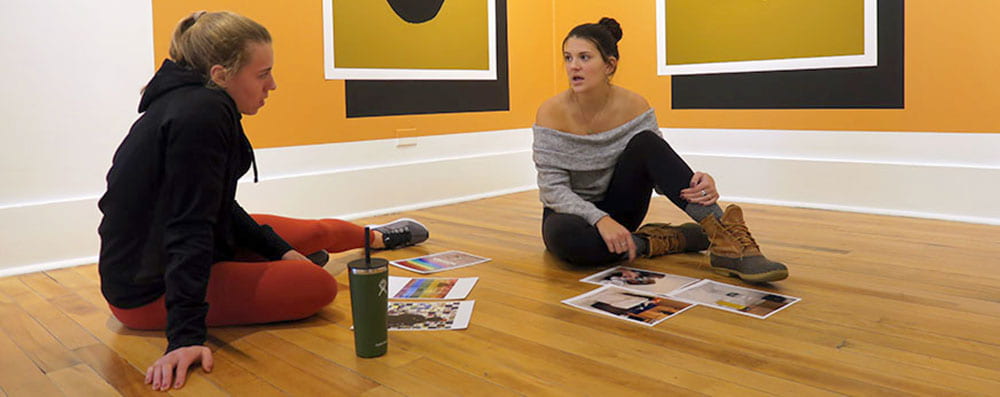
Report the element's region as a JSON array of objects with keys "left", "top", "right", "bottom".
[{"left": 348, "top": 227, "right": 388, "bottom": 358}]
